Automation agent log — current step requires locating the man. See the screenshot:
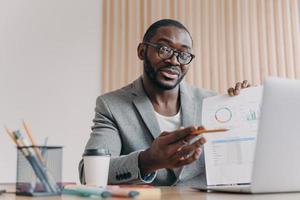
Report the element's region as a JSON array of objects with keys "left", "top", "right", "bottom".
[{"left": 79, "top": 19, "right": 249, "bottom": 186}]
